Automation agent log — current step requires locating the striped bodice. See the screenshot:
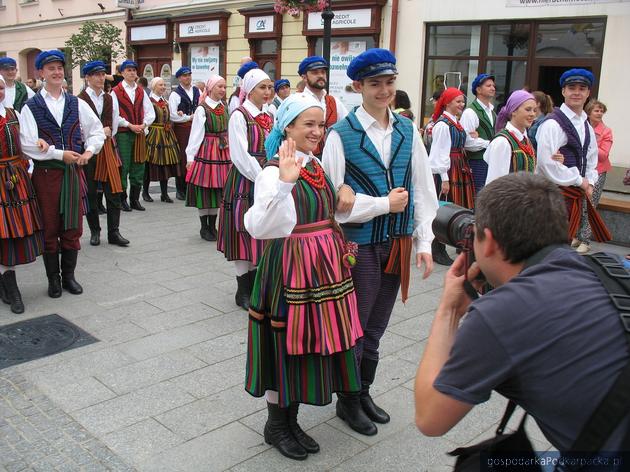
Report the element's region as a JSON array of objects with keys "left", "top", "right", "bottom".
[
  {"left": 438, "top": 115, "right": 467, "bottom": 154},
  {"left": 0, "top": 109, "right": 21, "bottom": 158},
  {"left": 201, "top": 102, "right": 228, "bottom": 134},
  {"left": 236, "top": 106, "right": 269, "bottom": 160},
  {"left": 496, "top": 129, "right": 537, "bottom": 173},
  {"left": 151, "top": 99, "right": 170, "bottom": 125}
]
